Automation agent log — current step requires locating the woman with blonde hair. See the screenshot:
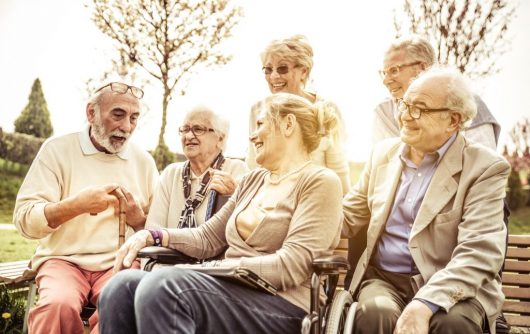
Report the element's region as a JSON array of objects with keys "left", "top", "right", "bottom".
[
  {"left": 99, "top": 93, "right": 343, "bottom": 334},
  {"left": 247, "top": 35, "right": 351, "bottom": 194}
]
